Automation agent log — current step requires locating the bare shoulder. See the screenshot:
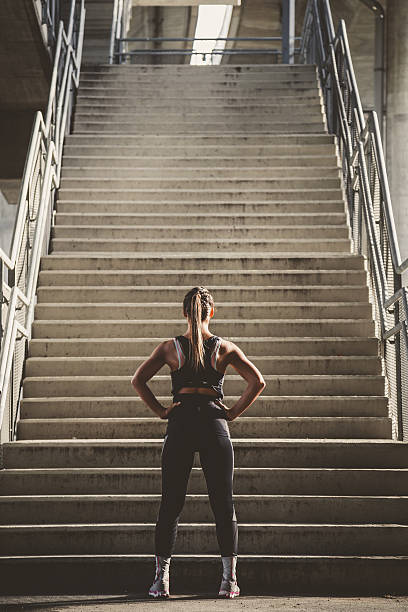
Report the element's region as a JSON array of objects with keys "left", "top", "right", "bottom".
[
  {"left": 158, "top": 338, "right": 177, "bottom": 359},
  {"left": 144, "top": 339, "right": 175, "bottom": 364},
  {"left": 217, "top": 338, "right": 246, "bottom": 367}
]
